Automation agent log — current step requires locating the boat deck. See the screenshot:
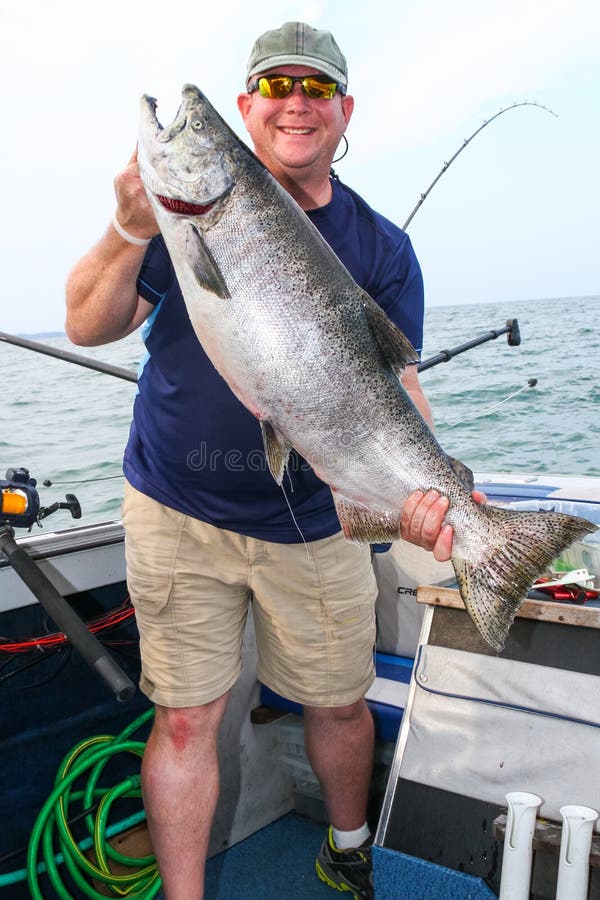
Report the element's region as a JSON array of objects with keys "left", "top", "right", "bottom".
[
  {"left": 2, "top": 813, "right": 341, "bottom": 899},
  {"left": 203, "top": 812, "right": 337, "bottom": 900}
]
